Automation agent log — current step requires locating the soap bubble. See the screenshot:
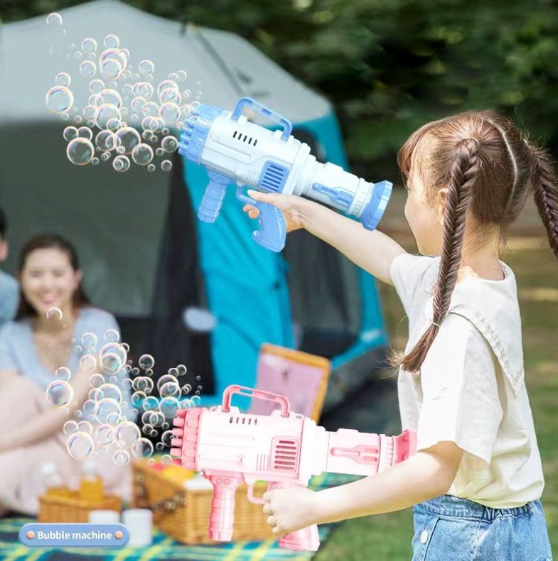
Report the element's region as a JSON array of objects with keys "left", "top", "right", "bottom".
[
  {"left": 138, "top": 354, "right": 155, "bottom": 370},
  {"left": 78, "top": 126, "right": 93, "bottom": 140},
  {"left": 142, "top": 396, "right": 159, "bottom": 412},
  {"left": 132, "top": 377, "right": 154, "bottom": 393},
  {"left": 95, "top": 130, "right": 115, "bottom": 151},
  {"left": 83, "top": 105, "right": 97, "bottom": 120},
  {"left": 131, "top": 96, "right": 146, "bottom": 112},
  {"left": 77, "top": 421, "right": 93, "bottom": 434},
  {"left": 46, "top": 12, "right": 63, "bottom": 27},
  {"left": 90, "top": 374, "right": 105, "bottom": 389},
  {"left": 55, "top": 366, "right": 71, "bottom": 381},
  {"left": 149, "top": 412, "right": 165, "bottom": 427},
  {"left": 139, "top": 60, "right": 155, "bottom": 75},
  {"left": 160, "top": 397, "right": 180, "bottom": 418},
  {"left": 96, "top": 383, "right": 123, "bottom": 403},
  {"left": 104, "top": 34, "right": 120, "bottom": 48},
  {"left": 148, "top": 118, "right": 164, "bottom": 133},
  {"left": 89, "top": 79, "right": 105, "bottom": 94},
  {"left": 74, "top": 116, "right": 83, "bottom": 124},
  {"left": 115, "top": 421, "right": 141, "bottom": 447},
  {"left": 191, "top": 395, "right": 201, "bottom": 406},
  {"left": 114, "top": 127, "right": 141, "bottom": 154},
  {"left": 106, "top": 117, "right": 122, "bottom": 132},
  {"left": 101, "top": 151, "right": 111, "bottom": 161},
  {"left": 160, "top": 88, "right": 181, "bottom": 105},
  {"left": 177, "top": 364, "right": 187, "bottom": 376},
  {"left": 46, "top": 380, "right": 74, "bottom": 407},
  {"left": 63, "top": 420, "right": 78, "bottom": 435},
  {"left": 95, "top": 398, "right": 121, "bottom": 424},
  {"left": 80, "top": 354, "right": 97, "bottom": 372},
  {"left": 176, "top": 70, "right": 187, "bottom": 82},
  {"left": 99, "top": 89, "right": 122, "bottom": 108},
  {"left": 74, "top": 51, "right": 83, "bottom": 59},
  {"left": 143, "top": 102, "right": 159, "bottom": 117},
  {"left": 131, "top": 143, "right": 154, "bottom": 166},
  {"left": 79, "top": 60, "right": 96, "bottom": 78},
  {"left": 147, "top": 164, "right": 156, "bottom": 172},
  {"left": 113, "top": 449, "right": 130, "bottom": 465},
  {"left": 161, "top": 454, "right": 172, "bottom": 465},
  {"left": 132, "top": 438, "right": 154, "bottom": 458},
  {"left": 161, "top": 136, "right": 178, "bottom": 152},
  {"left": 63, "top": 126, "right": 78, "bottom": 141},
  {"left": 67, "top": 138, "right": 94, "bottom": 166},
  {"left": 161, "top": 160, "right": 172, "bottom": 172},
  {"left": 95, "top": 104, "right": 121, "bottom": 129},
  {"left": 96, "top": 424, "right": 114, "bottom": 445},
  {"left": 100, "top": 352, "right": 123, "bottom": 375},
  {"left": 113, "top": 155, "right": 130, "bottom": 172},
  {"left": 46, "top": 86, "right": 74, "bottom": 114},
  {"left": 100, "top": 58, "right": 123, "bottom": 80},
  {"left": 55, "top": 72, "right": 71, "bottom": 87},
  {"left": 82, "top": 38, "right": 97, "bottom": 53},
  {"left": 157, "top": 79, "right": 178, "bottom": 97},
  {"left": 67, "top": 432, "right": 94, "bottom": 460},
  {"left": 168, "top": 72, "right": 179, "bottom": 82},
  {"left": 159, "top": 102, "right": 180, "bottom": 125}
]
